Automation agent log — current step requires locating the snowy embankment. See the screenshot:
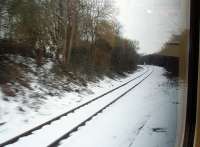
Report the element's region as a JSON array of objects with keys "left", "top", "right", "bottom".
[
  {"left": 5, "top": 69, "right": 151, "bottom": 147},
  {"left": 1, "top": 65, "right": 183, "bottom": 147},
  {"left": 58, "top": 66, "right": 182, "bottom": 147},
  {"left": 0, "top": 55, "right": 146, "bottom": 144}
]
